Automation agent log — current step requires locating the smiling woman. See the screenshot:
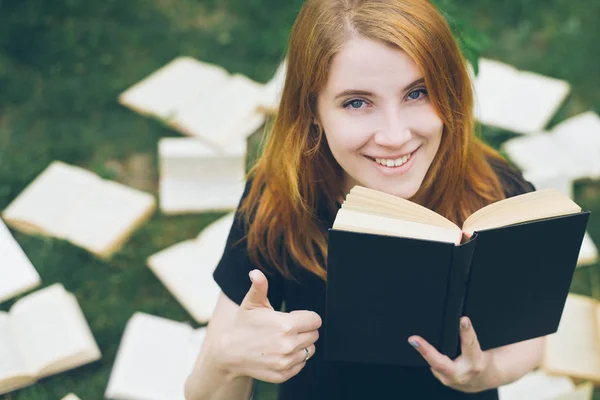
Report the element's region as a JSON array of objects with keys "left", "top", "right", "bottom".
[{"left": 184, "top": 1, "right": 544, "bottom": 400}]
